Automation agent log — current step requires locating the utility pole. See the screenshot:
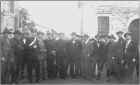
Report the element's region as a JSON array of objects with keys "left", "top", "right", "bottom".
[
  {"left": 78, "top": 0, "right": 84, "bottom": 36},
  {"left": 9, "top": 0, "right": 15, "bottom": 14}
]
